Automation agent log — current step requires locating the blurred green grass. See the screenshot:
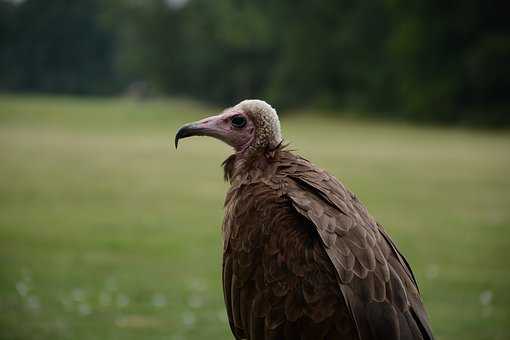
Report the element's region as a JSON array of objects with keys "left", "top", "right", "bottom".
[{"left": 0, "top": 94, "right": 509, "bottom": 340}]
